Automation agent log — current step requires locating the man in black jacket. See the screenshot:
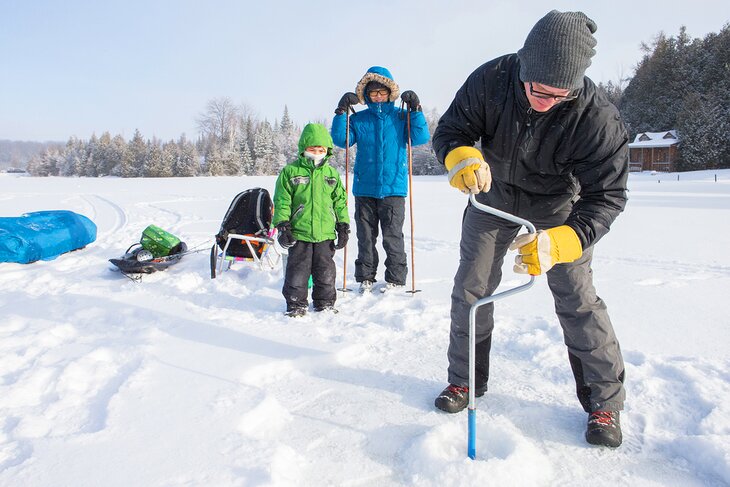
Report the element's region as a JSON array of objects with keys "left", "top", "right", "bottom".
[{"left": 432, "top": 10, "right": 628, "bottom": 448}]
